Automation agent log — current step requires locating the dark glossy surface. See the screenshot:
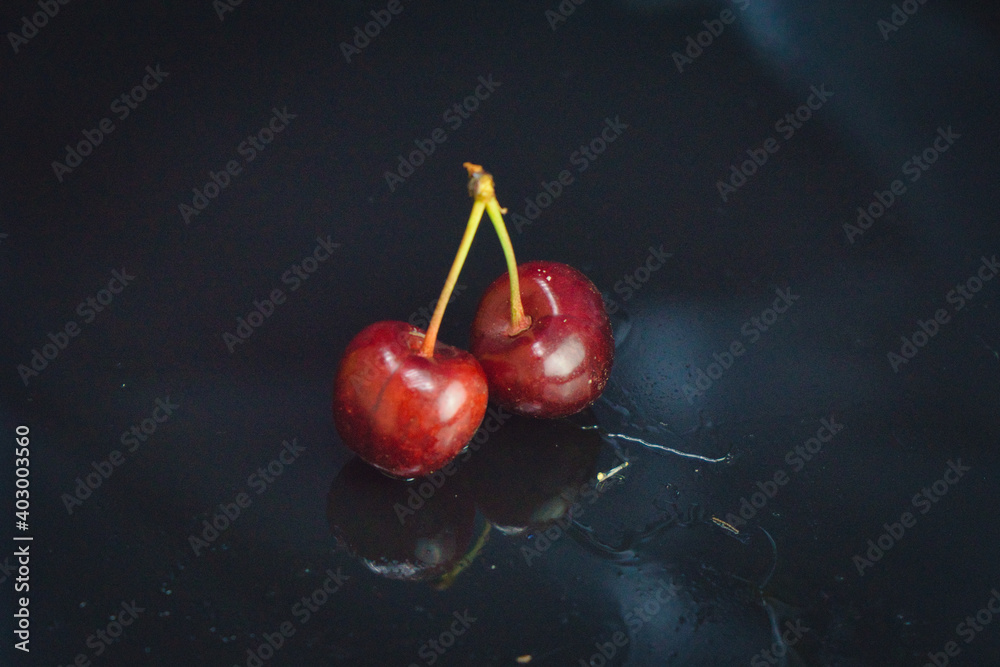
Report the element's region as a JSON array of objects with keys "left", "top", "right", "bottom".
[
  {"left": 333, "top": 321, "right": 488, "bottom": 478},
  {"left": 464, "top": 415, "right": 604, "bottom": 532},
  {"left": 326, "top": 458, "right": 477, "bottom": 584},
  {"left": 3, "top": 1, "right": 1000, "bottom": 665},
  {"left": 470, "top": 261, "right": 614, "bottom": 417}
]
